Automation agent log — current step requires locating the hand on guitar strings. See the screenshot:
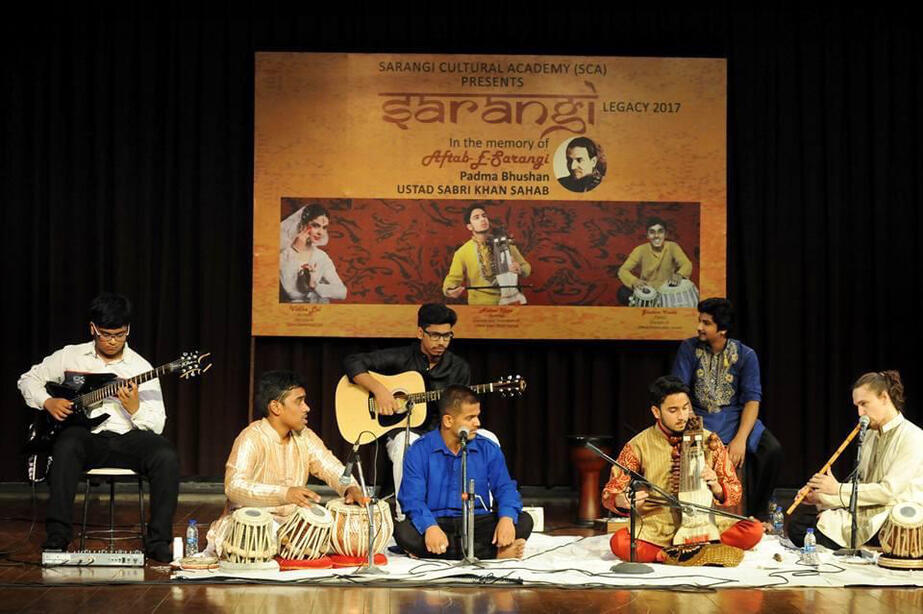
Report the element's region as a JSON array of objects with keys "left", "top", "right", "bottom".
[
  {"left": 116, "top": 380, "right": 140, "bottom": 414},
  {"left": 286, "top": 486, "right": 322, "bottom": 507},
  {"left": 43, "top": 397, "right": 74, "bottom": 422}
]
